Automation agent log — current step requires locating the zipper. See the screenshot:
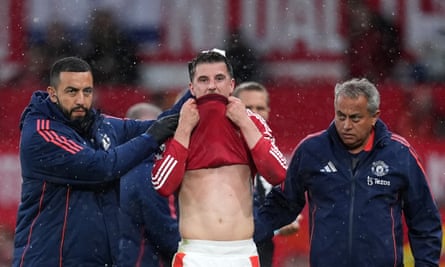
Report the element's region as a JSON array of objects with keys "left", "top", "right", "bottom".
[{"left": 348, "top": 161, "right": 357, "bottom": 263}]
